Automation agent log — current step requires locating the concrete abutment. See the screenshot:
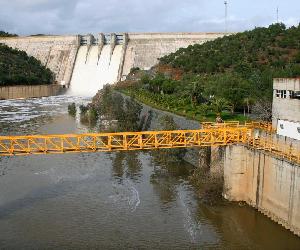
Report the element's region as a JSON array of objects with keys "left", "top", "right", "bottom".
[{"left": 223, "top": 144, "right": 300, "bottom": 236}]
